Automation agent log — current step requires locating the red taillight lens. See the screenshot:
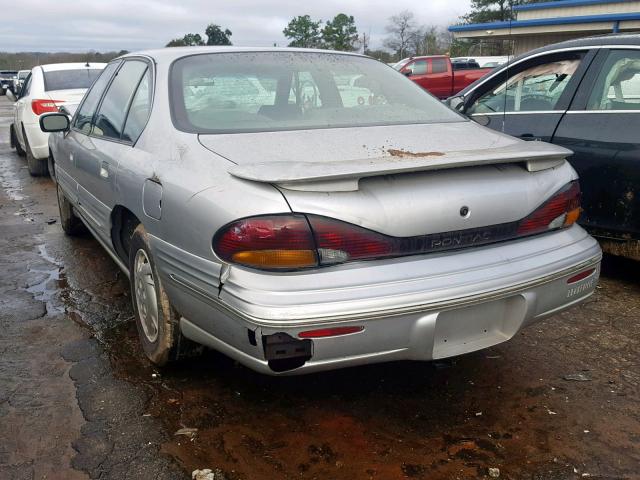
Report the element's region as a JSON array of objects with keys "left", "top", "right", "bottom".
[
  {"left": 307, "top": 216, "right": 396, "bottom": 265},
  {"left": 32, "top": 99, "right": 63, "bottom": 116},
  {"left": 213, "top": 215, "right": 317, "bottom": 269},
  {"left": 517, "top": 181, "right": 581, "bottom": 236}
]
